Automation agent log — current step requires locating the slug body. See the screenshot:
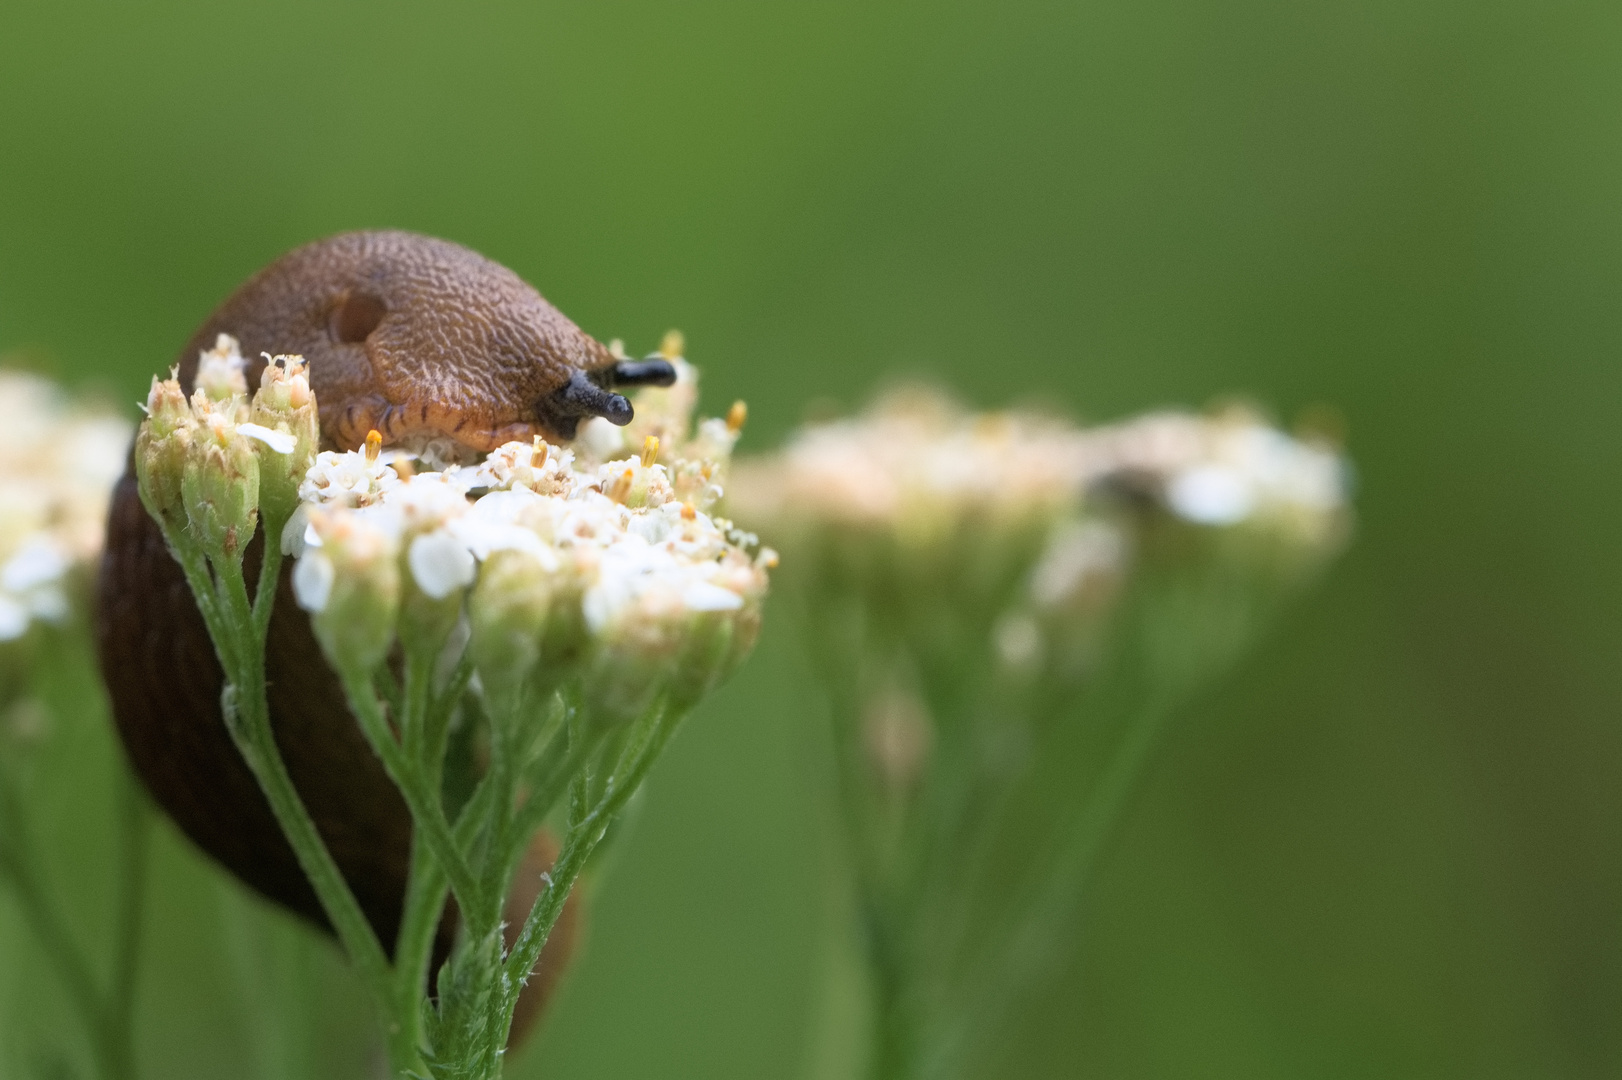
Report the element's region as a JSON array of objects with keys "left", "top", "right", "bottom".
[{"left": 96, "top": 231, "right": 661, "bottom": 1034}]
